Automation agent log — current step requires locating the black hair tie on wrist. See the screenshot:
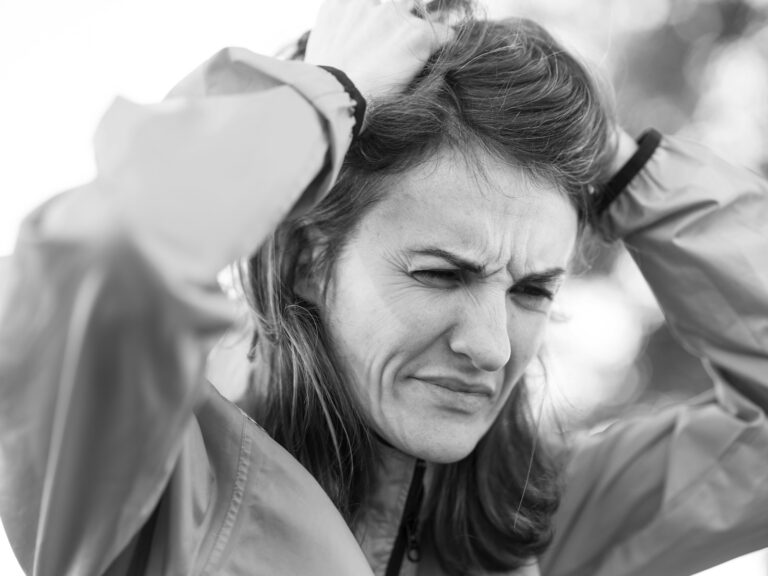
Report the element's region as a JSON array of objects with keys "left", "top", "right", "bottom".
[
  {"left": 318, "top": 65, "right": 367, "bottom": 143},
  {"left": 593, "top": 128, "right": 663, "bottom": 216}
]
